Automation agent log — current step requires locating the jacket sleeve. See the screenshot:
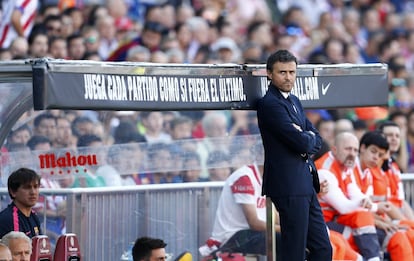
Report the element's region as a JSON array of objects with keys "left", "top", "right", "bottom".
[{"left": 257, "top": 97, "right": 320, "bottom": 155}]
